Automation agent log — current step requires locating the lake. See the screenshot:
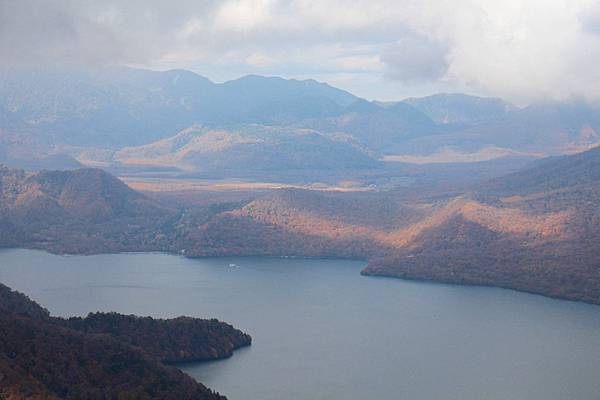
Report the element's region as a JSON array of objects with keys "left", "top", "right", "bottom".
[{"left": 1, "top": 249, "right": 600, "bottom": 400}]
